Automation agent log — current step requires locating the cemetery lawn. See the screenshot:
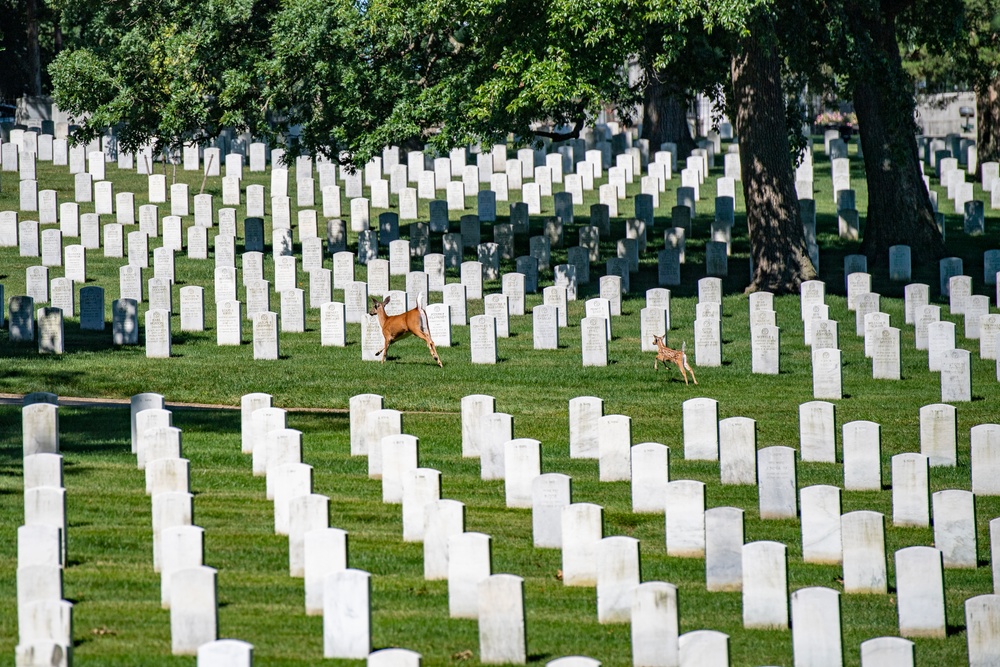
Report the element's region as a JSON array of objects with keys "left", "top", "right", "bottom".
[{"left": 1, "top": 143, "right": 999, "bottom": 665}]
